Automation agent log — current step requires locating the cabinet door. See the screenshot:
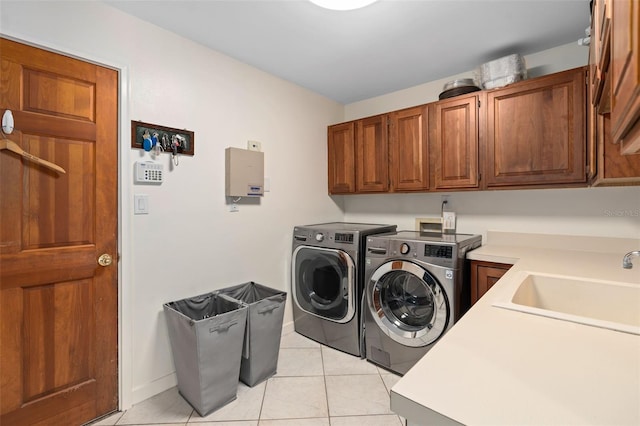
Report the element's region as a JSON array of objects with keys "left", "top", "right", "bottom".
[
  {"left": 611, "top": 0, "right": 640, "bottom": 154},
  {"left": 591, "top": 0, "right": 612, "bottom": 108},
  {"left": 592, "top": 113, "right": 640, "bottom": 185},
  {"left": 433, "top": 94, "right": 479, "bottom": 189},
  {"left": 470, "top": 261, "right": 512, "bottom": 306},
  {"left": 328, "top": 122, "right": 356, "bottom": 194},
  {"left": 389, "top": 105, "right": 429, "bottom": 191},
  {"left": 356, "top": 114, "right": 389, "bottom": 192},
  {"left": 485, "top": 68, "right": 586, "bottom": 187}
]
